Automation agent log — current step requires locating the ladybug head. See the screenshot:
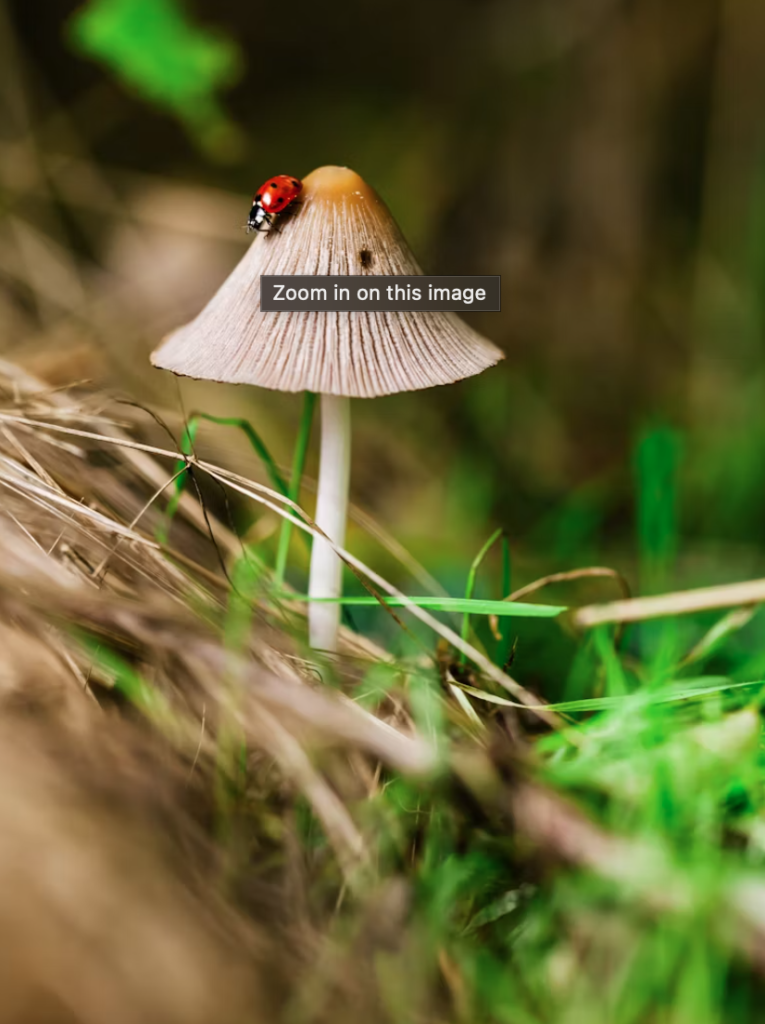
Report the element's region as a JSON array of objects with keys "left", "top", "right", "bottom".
[{"left": 246, "top": 202, "right": 271, "bottom": 233}]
